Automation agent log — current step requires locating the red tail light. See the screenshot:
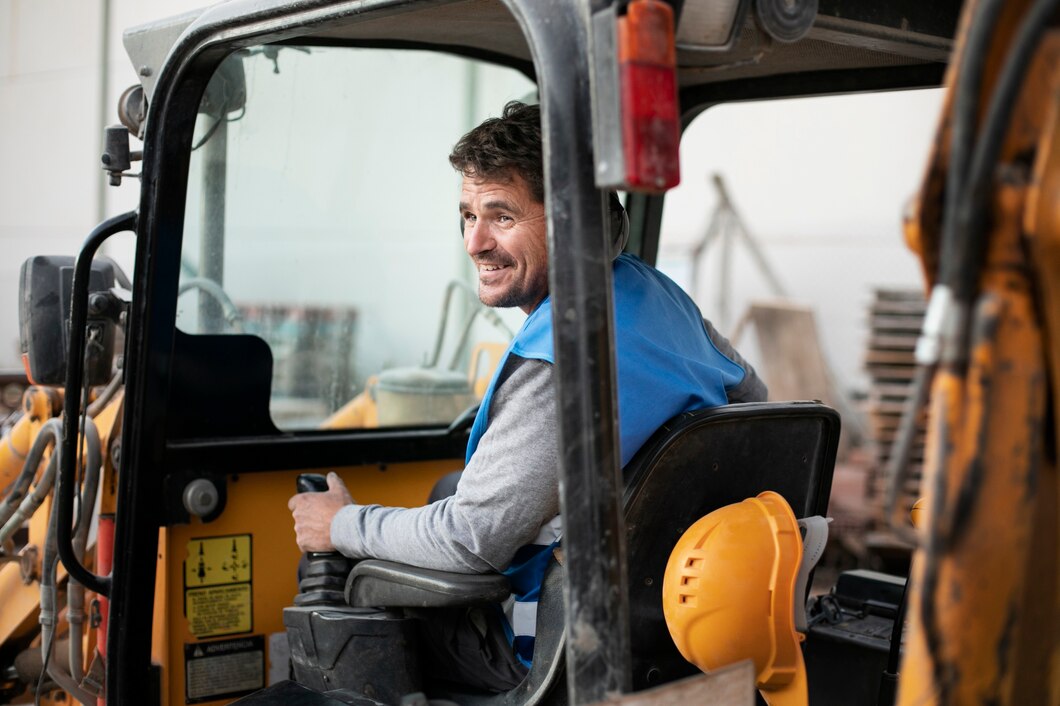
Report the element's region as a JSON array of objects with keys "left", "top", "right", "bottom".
[{"left": 618, "top": 0, "right": 681, "bottom": 192}]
